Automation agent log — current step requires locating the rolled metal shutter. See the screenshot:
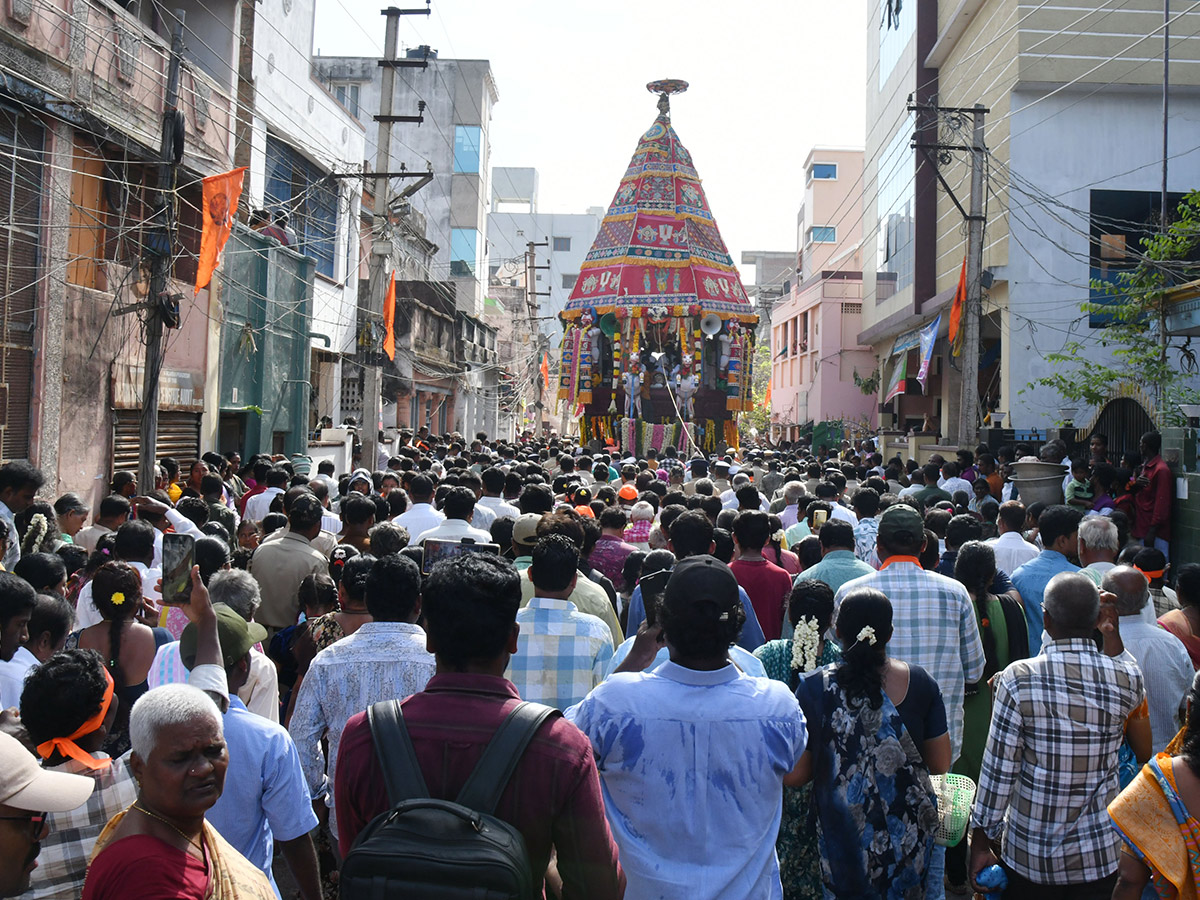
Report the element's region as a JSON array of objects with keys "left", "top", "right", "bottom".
[{"left": 112, "top": 410, "right": 201, "bottom": 476}]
